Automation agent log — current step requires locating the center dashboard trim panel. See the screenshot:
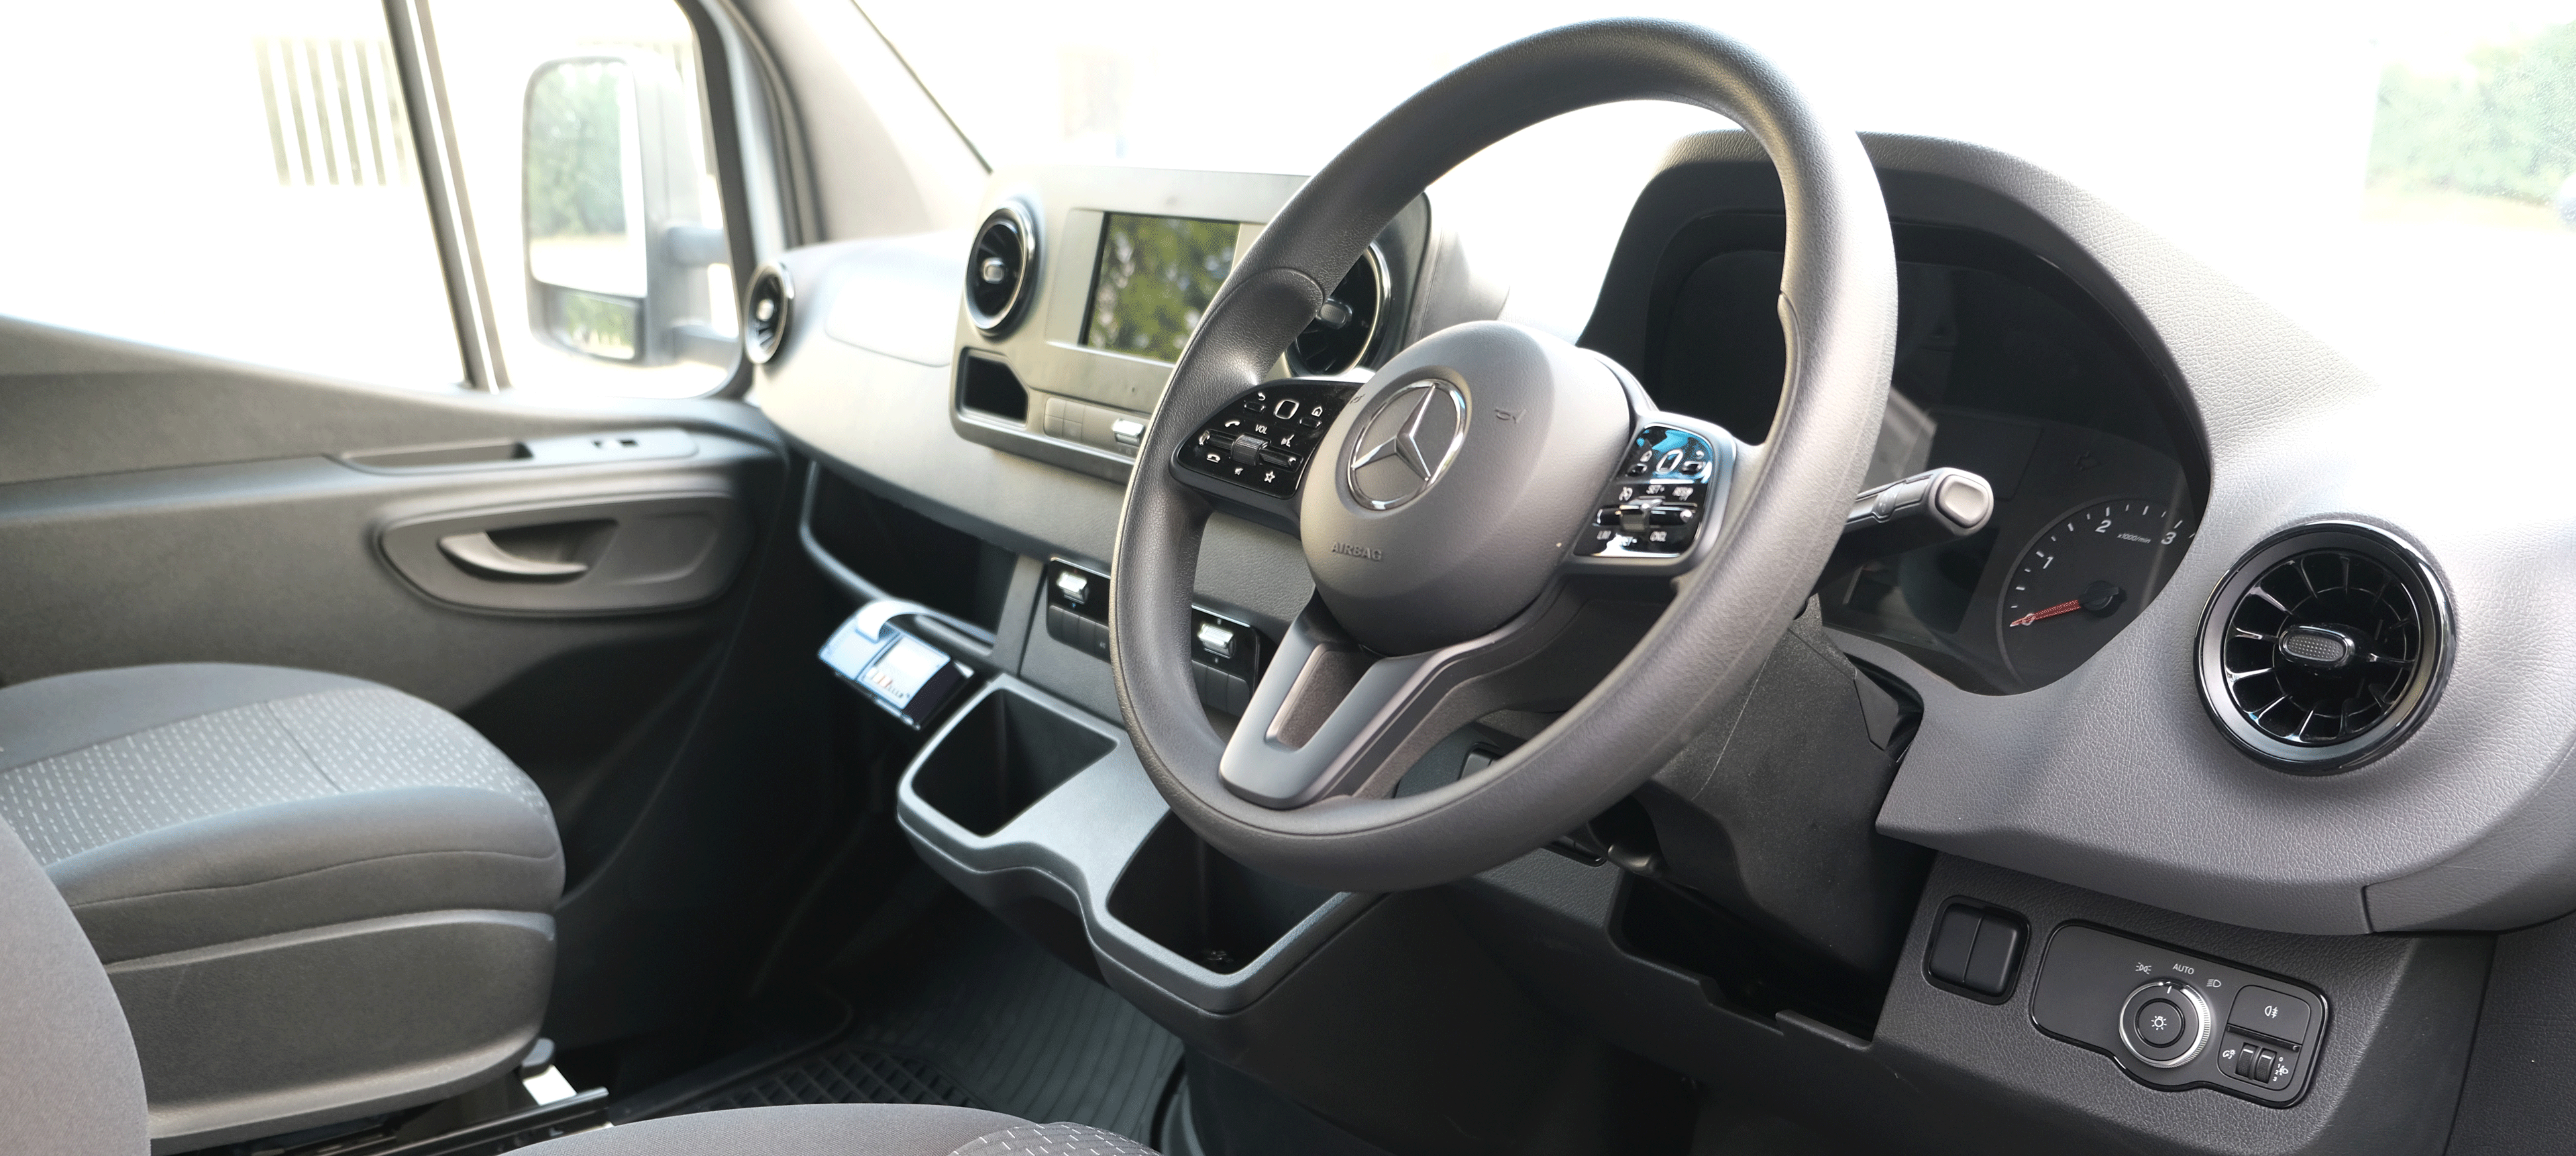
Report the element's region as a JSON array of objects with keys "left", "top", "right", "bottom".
[{"left": 941, "top": 165, "right": 1433, "bottom": 485}]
